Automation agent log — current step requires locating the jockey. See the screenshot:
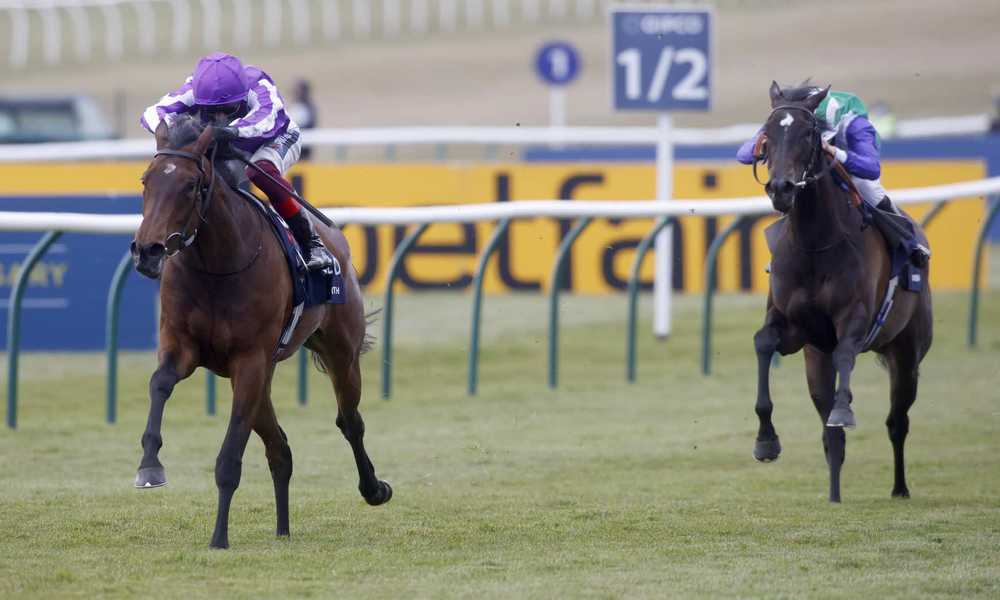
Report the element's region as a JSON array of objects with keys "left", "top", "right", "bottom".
[
  {"left": 737, "top": 88, "right": 930, "bottom": 267},
  {"left": 140, "top": 52, "right": 332, "bottom": 271}
]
